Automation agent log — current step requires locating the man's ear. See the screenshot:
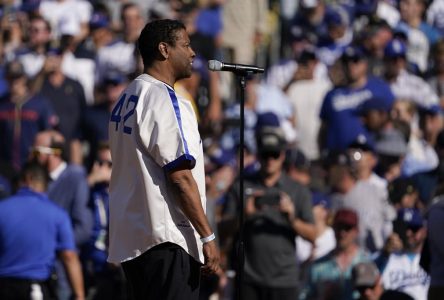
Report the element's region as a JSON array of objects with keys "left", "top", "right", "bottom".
[{"left": 158, "top": 42, "right": 169, "bottom": 59}]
